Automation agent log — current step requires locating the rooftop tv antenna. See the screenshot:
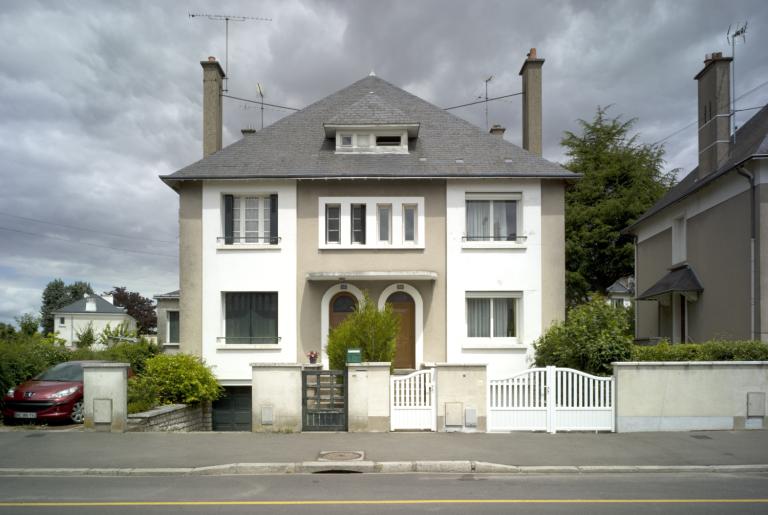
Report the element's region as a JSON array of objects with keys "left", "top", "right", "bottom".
[
  {"left": 257, "top": 83, "right": 265, "bottom": 129},
  {"left": 484, "top": 75, "right": 494, "bottom": 129},
  {"left": 189, "top": 12, "right": 272, "bottom": 92},
  {"left": 727, "top": 21, "right": 748, "bottom": 143}
]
